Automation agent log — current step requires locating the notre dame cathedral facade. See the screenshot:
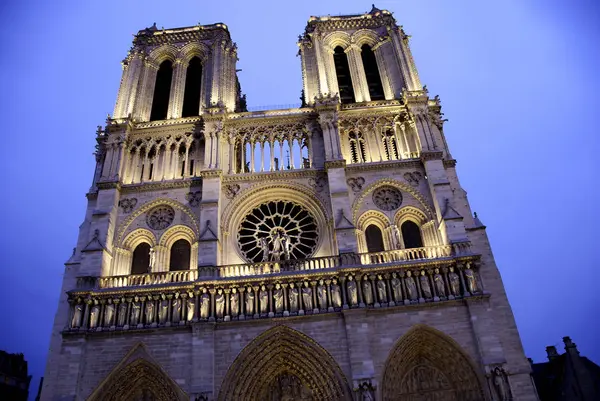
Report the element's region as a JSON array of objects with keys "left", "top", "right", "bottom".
[{"left": 41, "top": 6, "right": 539, "bottom": 401}]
